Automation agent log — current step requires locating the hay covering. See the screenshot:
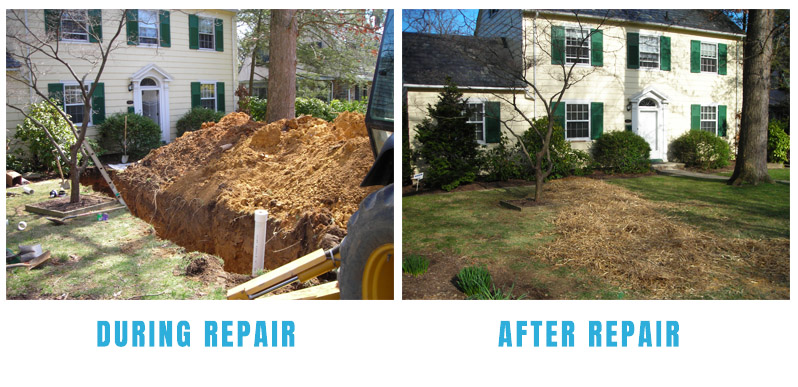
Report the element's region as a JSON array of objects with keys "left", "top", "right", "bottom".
[{"left": 537, "top": 177, "right": 789, "bottom": 299}]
